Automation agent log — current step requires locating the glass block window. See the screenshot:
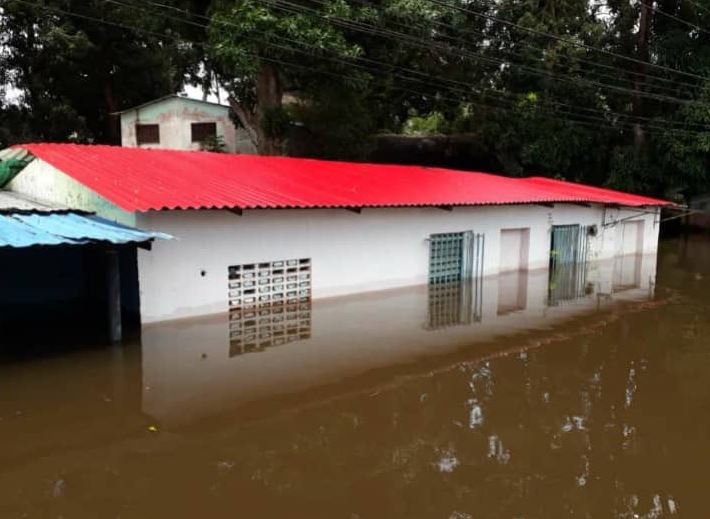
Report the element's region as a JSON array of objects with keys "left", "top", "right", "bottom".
[{"left": 227, "top": 258, "right": 312, "bottom": 355}]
